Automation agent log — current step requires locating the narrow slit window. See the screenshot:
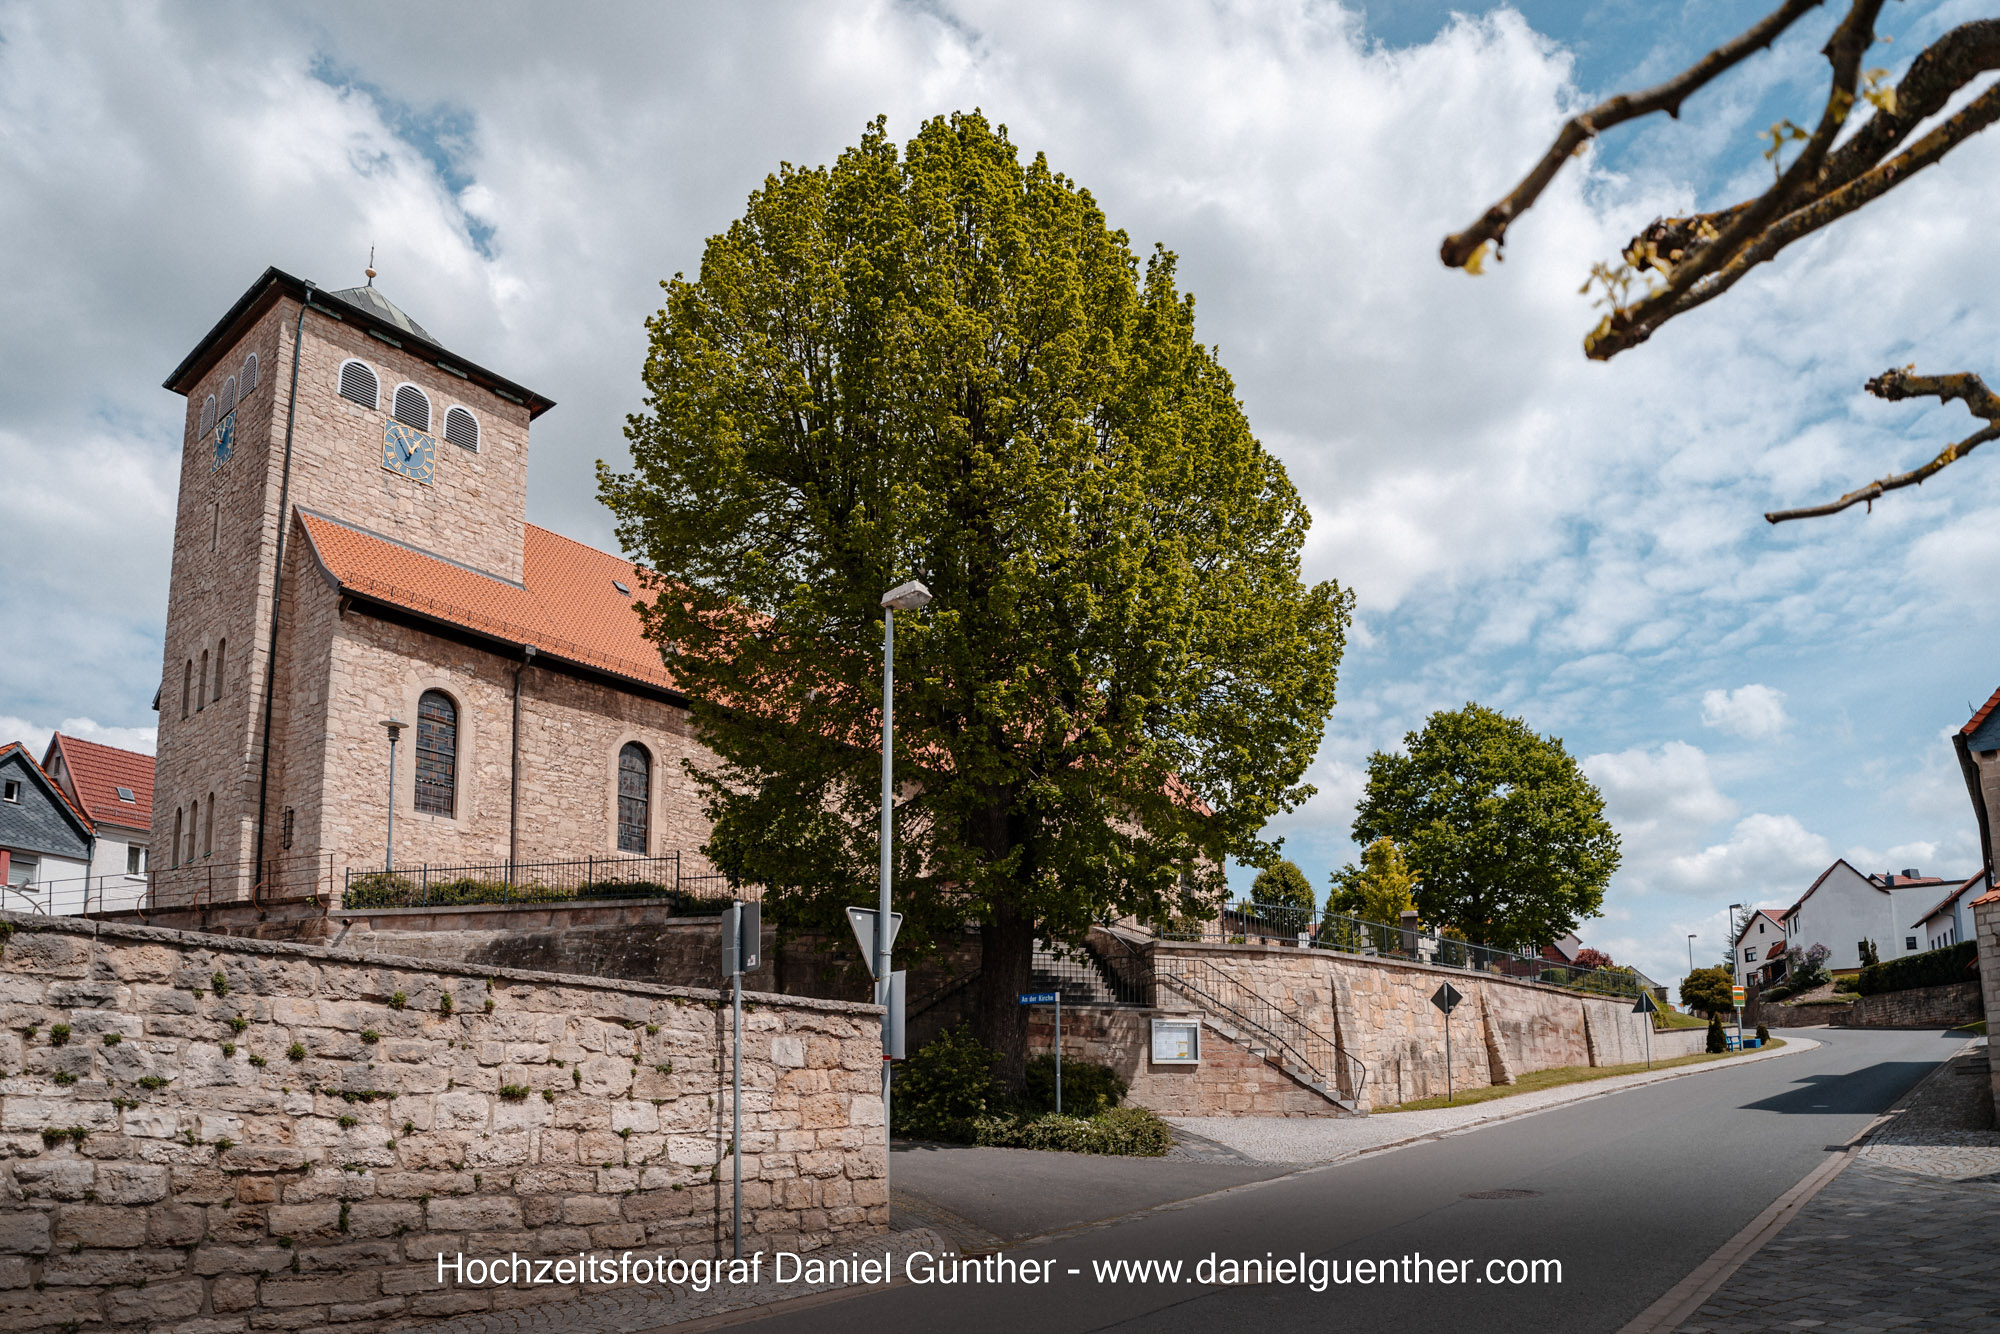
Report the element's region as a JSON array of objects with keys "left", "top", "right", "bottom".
[
  {"left": 185, "top": 798, "right": 197, "bottom": 864},
  {"left": 214, "top": 638, "right": 225, "bottom": 701},
  {"left": 338, "top": 360, "right": 379, "bottom": 409},
  {"left": 617, "top": 743, "right": 651, "bottom": 853},
  {"left": 198, "top": 649, "right": 209, "bottom": 709},
  {"left": 393, "top": 384, "right": 432, "bottom": 432},
  {"left": 181, "top": 660, "right": 192, "bottom": 719},
  {"left": 415, "top": 690, "right": 457, "bottom": 817},
  {"left": 444, "top": 405, "right": 480, "bottom": 451},
  {"left": 173, "top": 809, "right": 183, "bottom": 867},
  {"left": 203, "top": 792, "right": 214, "bottom": 857},
  {"left": 242, "top": 352, "right": 258, "bottom": 397}
]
